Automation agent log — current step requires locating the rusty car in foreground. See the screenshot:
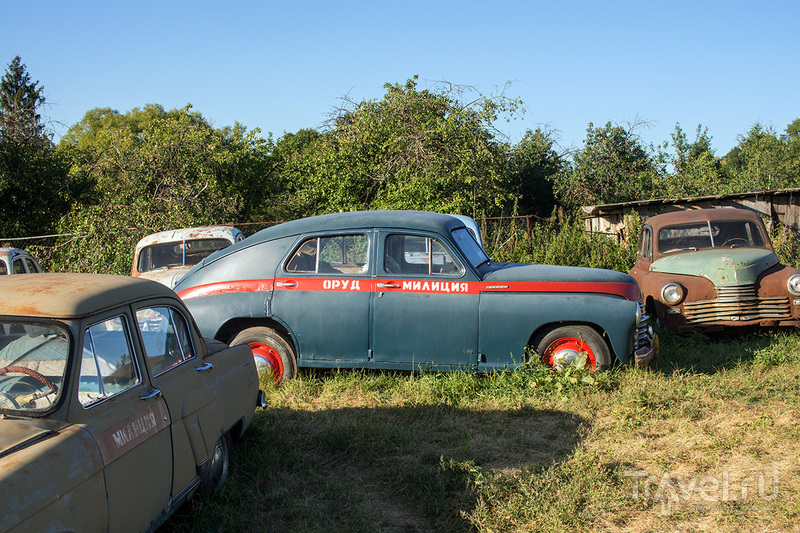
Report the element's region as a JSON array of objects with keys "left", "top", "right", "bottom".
[
  {"left": 132, "top": 226, "right": 243, "bottom": 288},
  {"left": 629, "top": 207, "right": 800, "bottom": 333},
  {"left": 0, "top": 274, "right": 261, "bottom": 533},
  {"left": 174, "top": 211, "right": 657, "bottom": 380}
]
